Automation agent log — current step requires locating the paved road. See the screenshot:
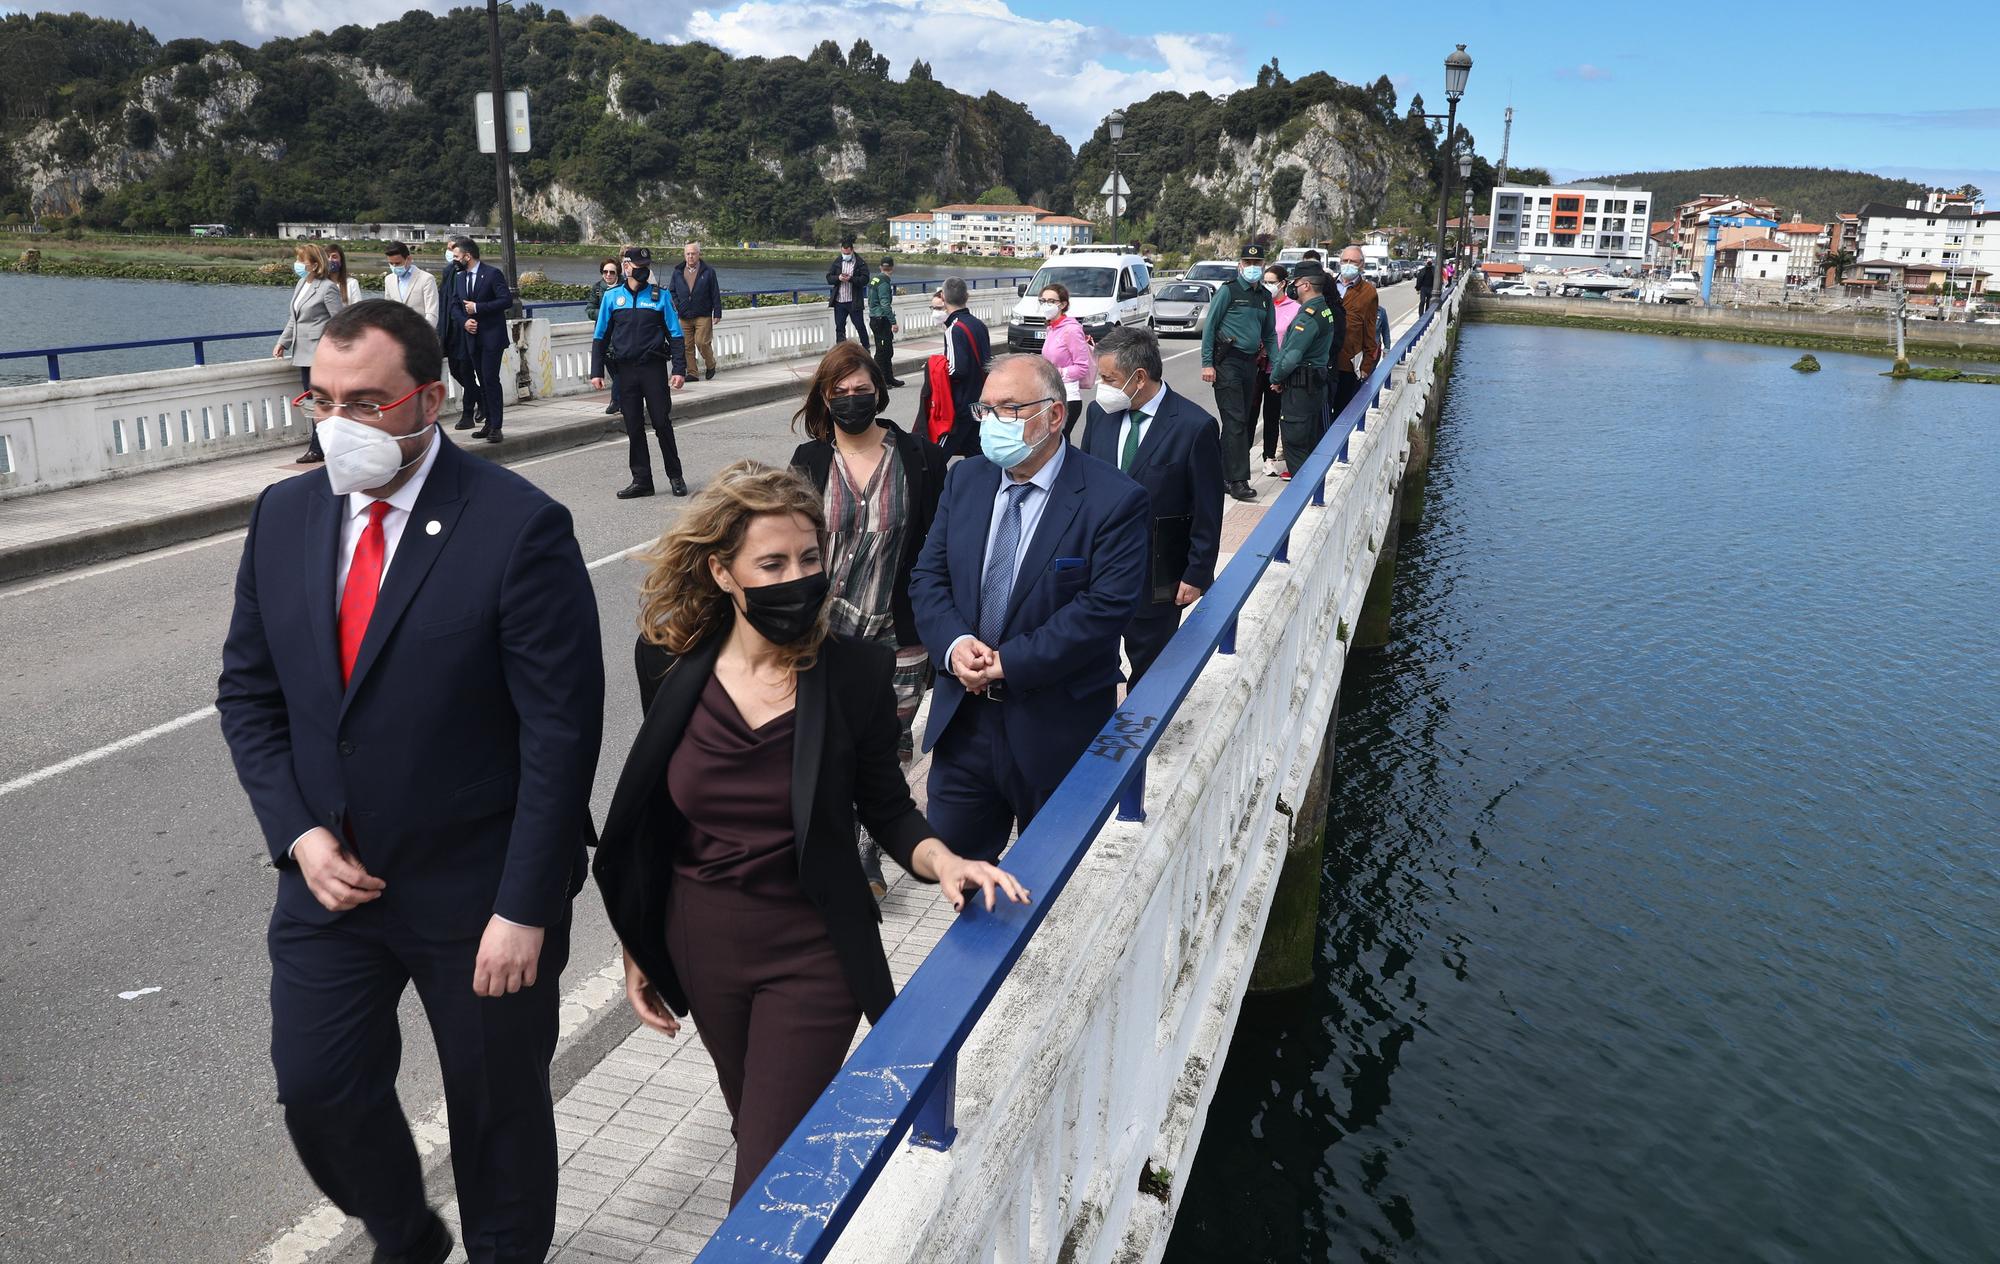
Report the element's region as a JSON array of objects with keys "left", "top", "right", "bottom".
[{"left": 0, "top": 283, "right": 1416, "bottom": 1262}]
